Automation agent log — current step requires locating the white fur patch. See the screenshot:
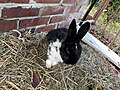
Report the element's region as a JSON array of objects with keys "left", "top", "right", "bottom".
[
  {"left": 77, "top": 23, "right": 80, "bottom": 33},
  {"left": 46, "top": 39, "right": 63, "bottom": 68}
]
